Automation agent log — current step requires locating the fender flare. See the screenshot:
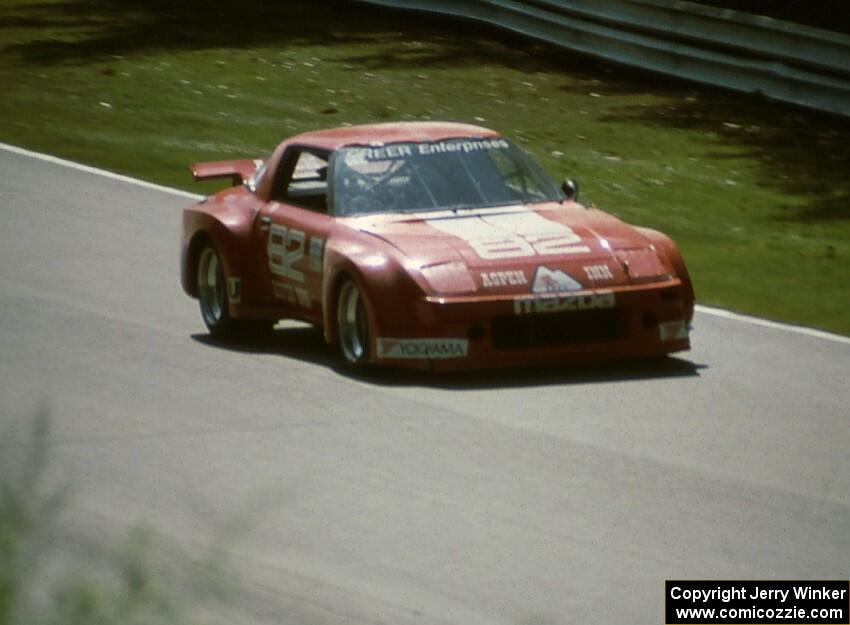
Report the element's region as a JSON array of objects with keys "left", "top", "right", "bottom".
[
  {"left": 635, "top": 226, "right": 695, "bottom": 321},
  {"left": 322, "top": 250, "right": 423, "bottom": 346},
  {"left": 181, "top": 214, "right": 247, "bottom": 302}
]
